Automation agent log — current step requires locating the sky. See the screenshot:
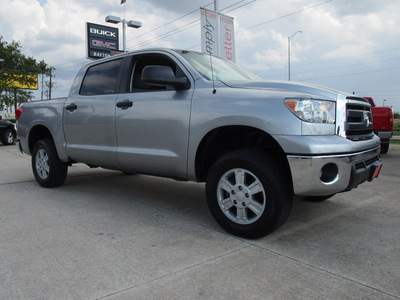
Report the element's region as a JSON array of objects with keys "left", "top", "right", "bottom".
[{"left": 1, "top": 0, "right": 399, "bottom": 111}]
